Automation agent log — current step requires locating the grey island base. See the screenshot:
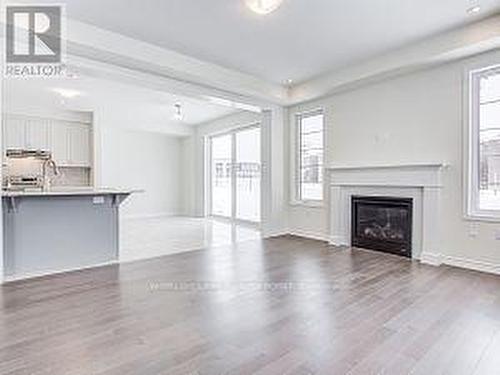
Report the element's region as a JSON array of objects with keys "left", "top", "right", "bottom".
[{"left": 2, "top": 189, "right": 134, "bottom": 281}]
